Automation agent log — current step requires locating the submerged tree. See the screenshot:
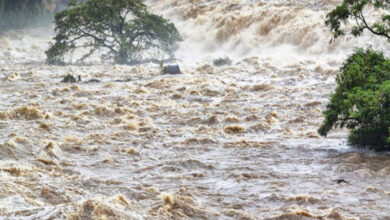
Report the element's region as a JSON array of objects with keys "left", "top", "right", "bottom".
[{"left": 46, "top": 0, "right": 182, "bottom": 64}]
